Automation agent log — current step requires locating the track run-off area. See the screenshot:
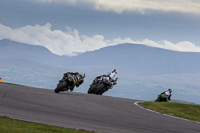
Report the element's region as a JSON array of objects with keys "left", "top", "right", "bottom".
[{"left": 0, "top": 84, "right": 200, "bottom": 133}]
